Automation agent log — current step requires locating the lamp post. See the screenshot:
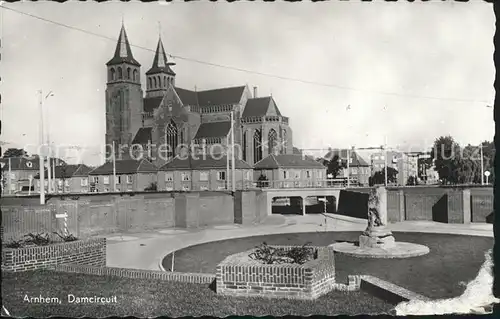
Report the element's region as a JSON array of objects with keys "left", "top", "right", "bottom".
[
  {"left": 480, "top": 143, "right": 484, "bottom": 185},
  {"left": 38, "top": 90, "right": 45, "bottom": 204},
  {"left": 44, "top": 91, "right": 54, "bottom": 193},
  {"left": 346, "top": 148, "right": 350, "bottom": 188}
]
